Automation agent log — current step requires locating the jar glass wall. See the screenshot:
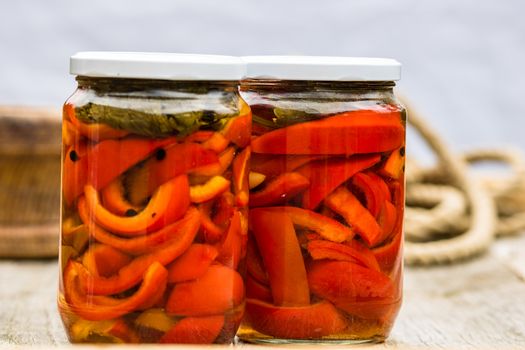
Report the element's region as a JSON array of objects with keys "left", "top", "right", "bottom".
[
  {"left": 59, "top": 73, "right": 250, "bottom": 344},
  {"left": 238, "top": 79, "right": 405, "bottom": 343}
]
